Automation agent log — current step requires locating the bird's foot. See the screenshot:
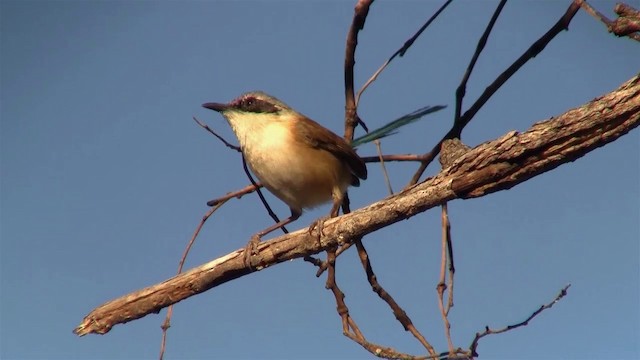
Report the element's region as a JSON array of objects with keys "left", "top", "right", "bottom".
[{"left": 308, "top": 215, "right": 331, "bottom": 249}]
